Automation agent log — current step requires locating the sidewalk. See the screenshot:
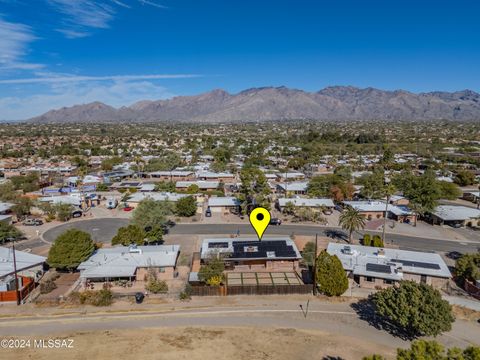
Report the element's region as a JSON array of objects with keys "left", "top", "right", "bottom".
[{"left": 443, "top": 295, "right": 480, "bottom": 311}]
